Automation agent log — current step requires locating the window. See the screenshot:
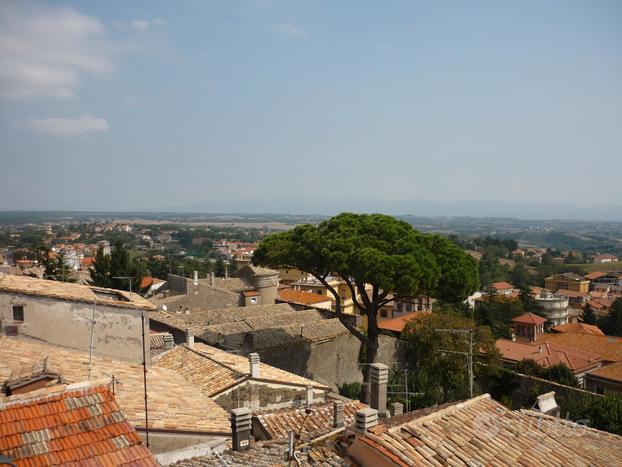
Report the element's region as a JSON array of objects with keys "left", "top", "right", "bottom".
[
  {"left": 380, "top": 310, "right": 387, "bottom": 318},
  {"left": 596, "top": 386, "right": 605, "bottom": 395},
  {"left": 12, "top": 305, "right": 24, "bottom": 322}
]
